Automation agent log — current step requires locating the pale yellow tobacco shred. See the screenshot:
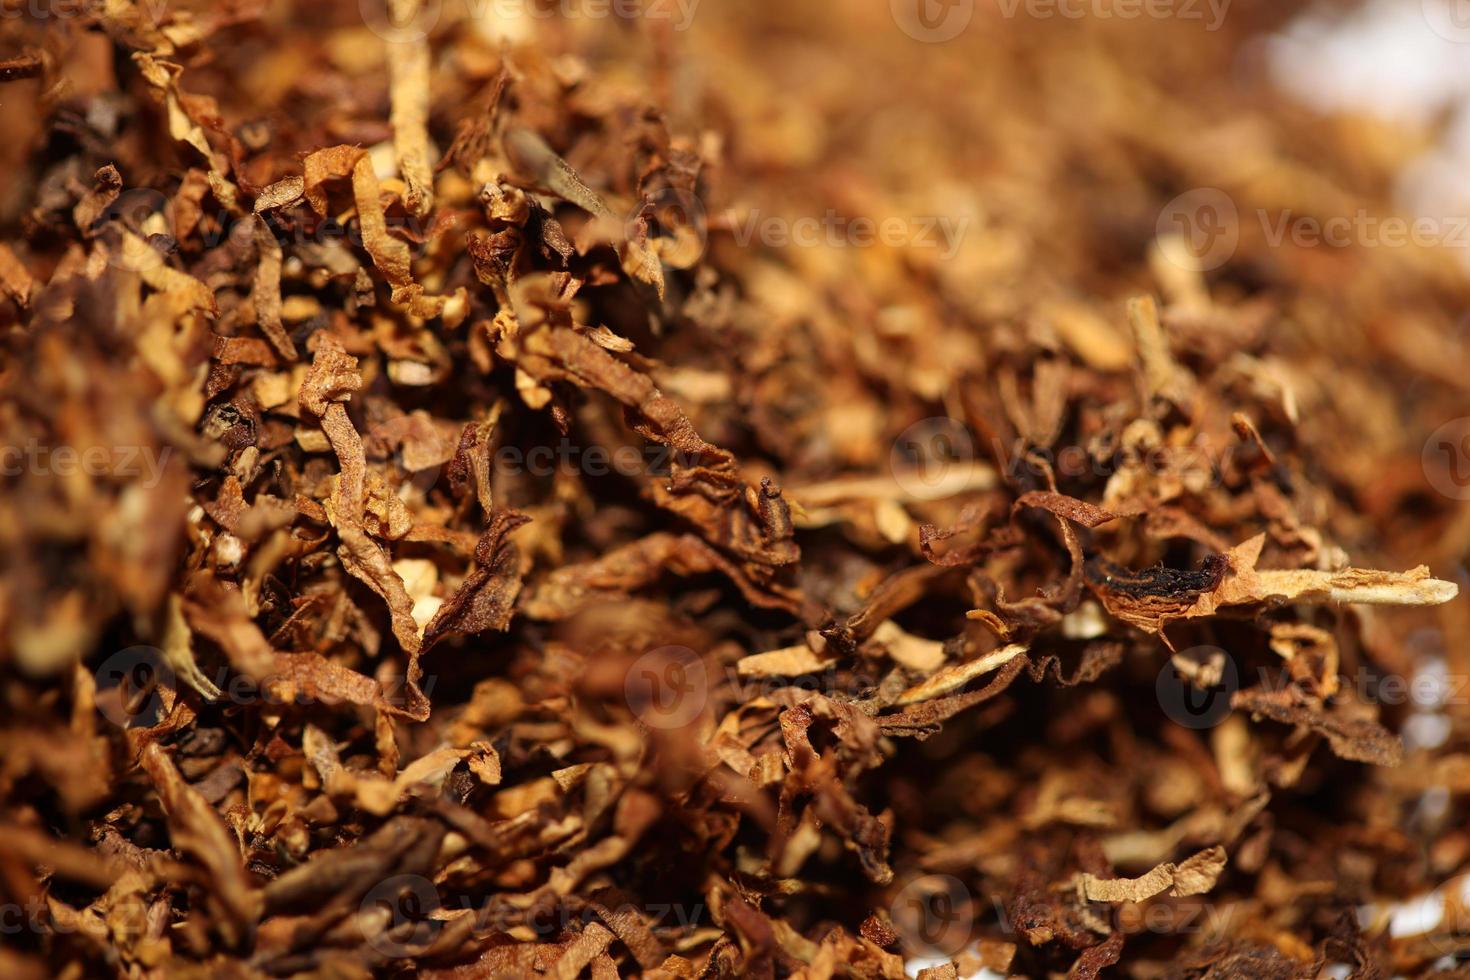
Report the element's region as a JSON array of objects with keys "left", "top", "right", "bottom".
[
  {"left": 385, "top": 0, "right": 434, "bottom": 217},
  {"left": 1078, "top": 846, "right": 1227, "bottom": 903},
  {"left": 250, "top": 216, "right": 296, "bottom": 360},
  {"left": 736, "top": 644, "right": 830, "bottom": 678},
  {"left": 1188, "top": 534, "right": 1458, "bottom": 616},
  {"left": 894, "top": 643, "right": 1027, "bottom": 706}
]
